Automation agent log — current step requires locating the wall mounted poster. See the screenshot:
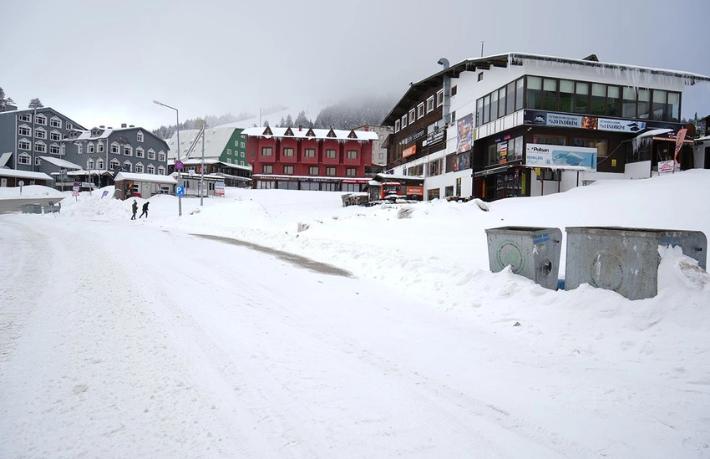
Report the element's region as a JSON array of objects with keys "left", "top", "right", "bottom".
[
  {"left": 456, "top": 114, "right": 473, "bottom": 153},
  {"left": 525, "top": 143, "right": 597, "bottom": 171}
]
